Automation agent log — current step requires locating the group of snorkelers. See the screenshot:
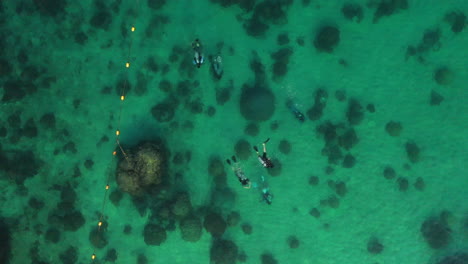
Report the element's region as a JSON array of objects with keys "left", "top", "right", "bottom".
[
  {"left": 226, "top": 138, "right": 274, "bottom": 205},
  {"left": 191, "top": 39, "right": 306, "bottom": 205},
  {"left": 191, "top": 39, "right": 223, "bottom": 79},
  {"left": 192, "top": 39, "right": 305, "bottom": 122}
]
